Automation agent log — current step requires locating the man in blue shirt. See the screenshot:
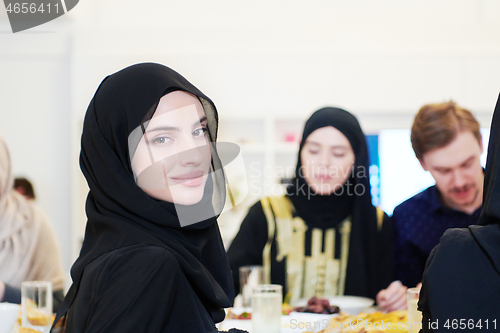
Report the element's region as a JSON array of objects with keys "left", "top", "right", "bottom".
[
  {"left": 394, "top": 101, "right": 484, "bottom": 288},
  {"left": 377, "top": 102, "right": 484, "bottom": 312}
]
